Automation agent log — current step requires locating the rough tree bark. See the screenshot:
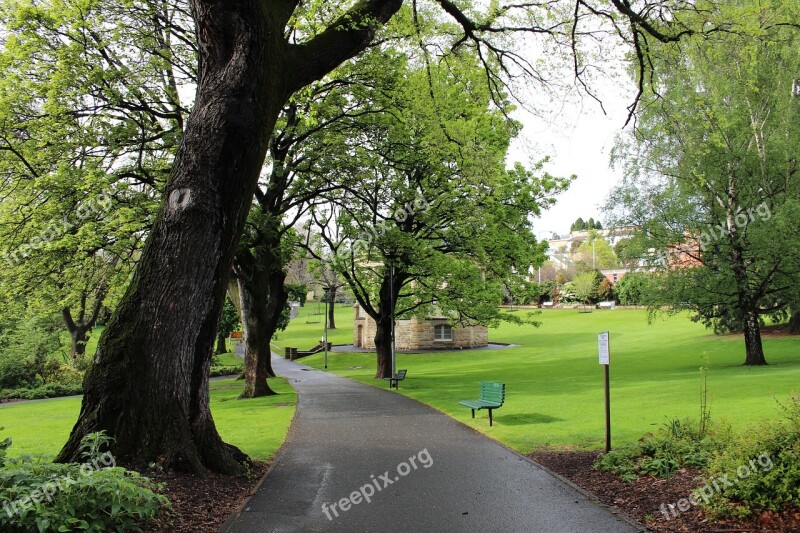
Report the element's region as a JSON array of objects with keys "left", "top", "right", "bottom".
[
  {"left": 371, "top": 271, "right": 405, "bottom": 378},
  {"left": 374, "top": 313, "right": 393, "bottom": 379},
  {"left": 729, "top": 227, "right": 767, "bottom": 366},
  {"left": 788, "top": 306, "right": 800, "bottom": 334},
  {"left": 235, "top": 229, "right": 289, "bottom": 398},
  {"left": 56, "top": 0, "right": 402, "bottom": 473}
]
